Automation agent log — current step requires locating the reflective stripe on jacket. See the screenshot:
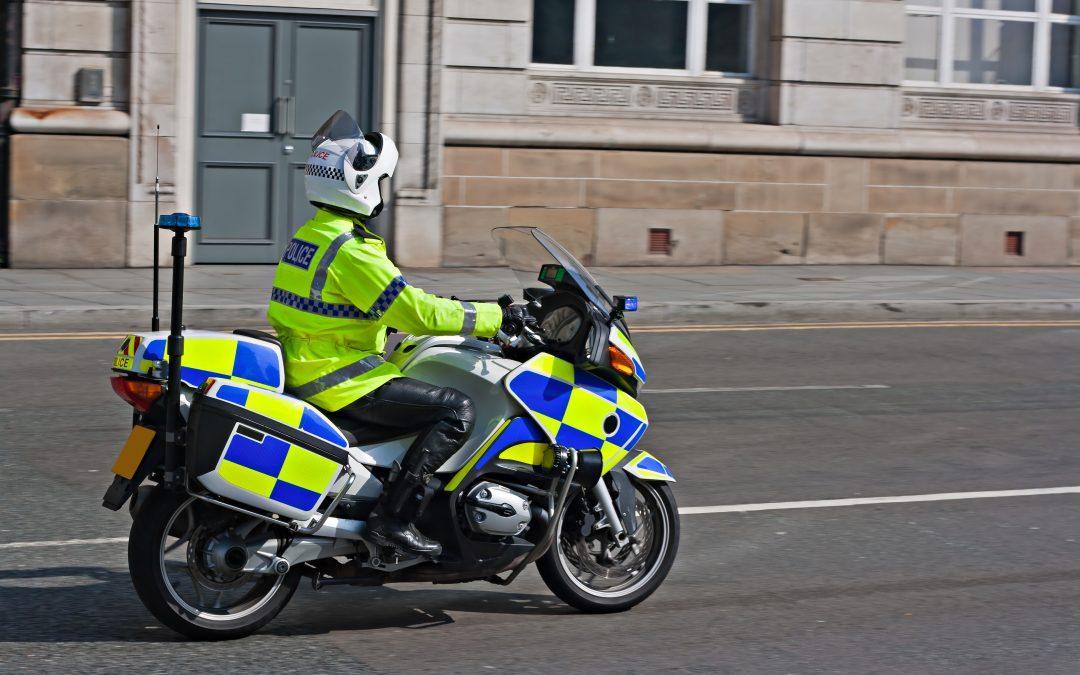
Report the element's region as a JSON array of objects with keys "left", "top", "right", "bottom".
[{"left": 267, "top": 209, "right": 503, "bottom": 411}]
